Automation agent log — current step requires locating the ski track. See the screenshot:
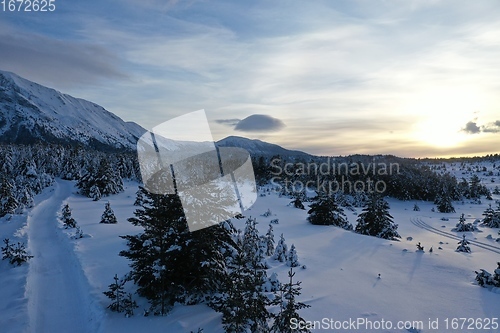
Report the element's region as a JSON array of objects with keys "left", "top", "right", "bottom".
[
  {"left": 410, "top": 217, "right": 500, "bottom": 255},
  {"left": 25, "top": 180, "right": 103, "bottom": 333}
]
